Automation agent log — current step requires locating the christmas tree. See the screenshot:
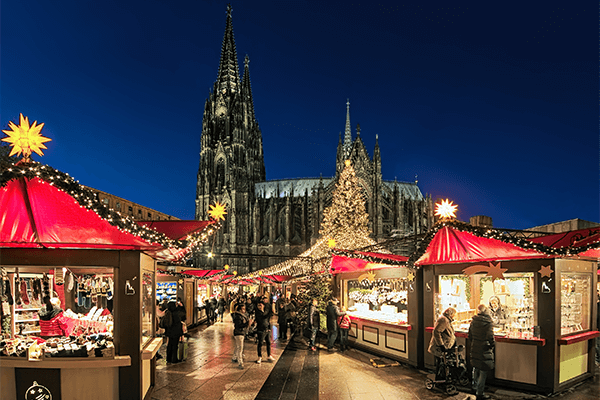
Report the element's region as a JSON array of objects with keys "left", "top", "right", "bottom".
[{"left": 320, "top": 160, "right": 371, "bottom": 242}]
